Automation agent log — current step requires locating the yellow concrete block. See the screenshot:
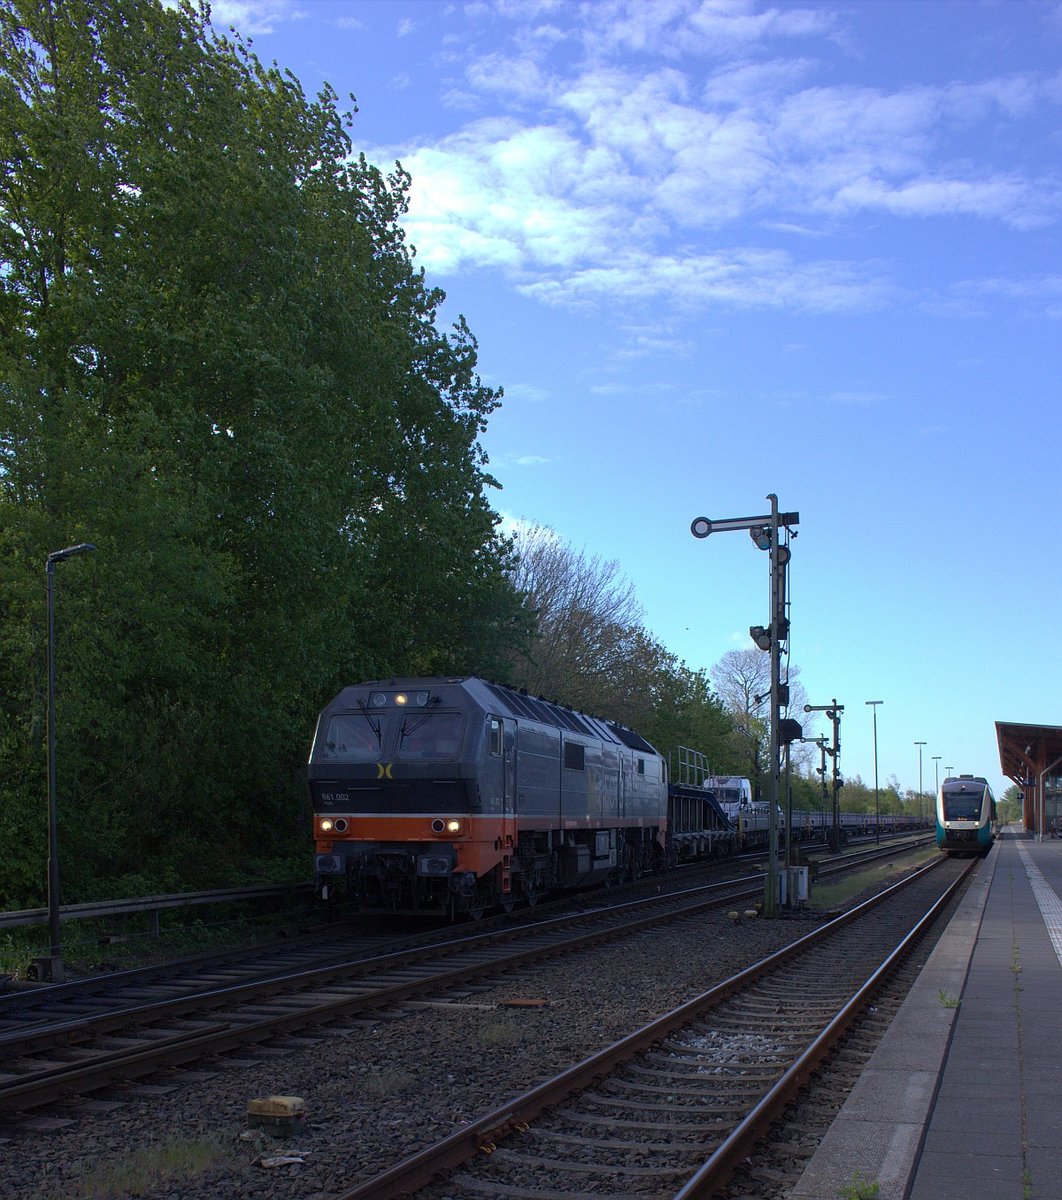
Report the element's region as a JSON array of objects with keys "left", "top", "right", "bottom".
[{"left": 247, "top": 1095, "right": 307, "bottom": 1135}]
